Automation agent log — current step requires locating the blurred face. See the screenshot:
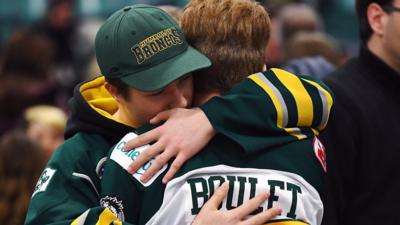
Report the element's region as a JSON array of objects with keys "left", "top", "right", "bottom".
[
  {"left": 115, "top": 75, "right": 193, "bottom": 126},
  {"left": 48, "top": 2, "right": 73, "bottom": 30},
  {"left": 26, "top": 123, "right": 64, "bottom": 160}
]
